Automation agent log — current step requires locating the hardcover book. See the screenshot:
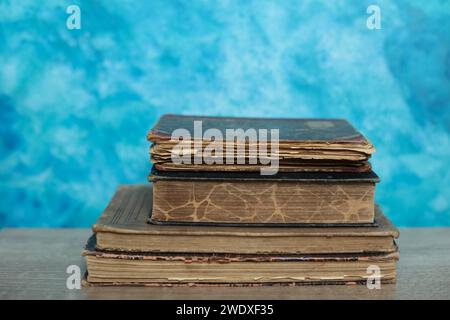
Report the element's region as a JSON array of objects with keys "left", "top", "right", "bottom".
[
  {"left": 83, "top": 234, "right": 398, "bottom": 286},
  {"left": 92, "top": 185, "right": 399, "bottom": 254},
  {"left": 149, "top": 167, "right": 379, "bottom": 225},
  {"left": 147, "top": 115, "right": 375, "bottom": 172}
]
